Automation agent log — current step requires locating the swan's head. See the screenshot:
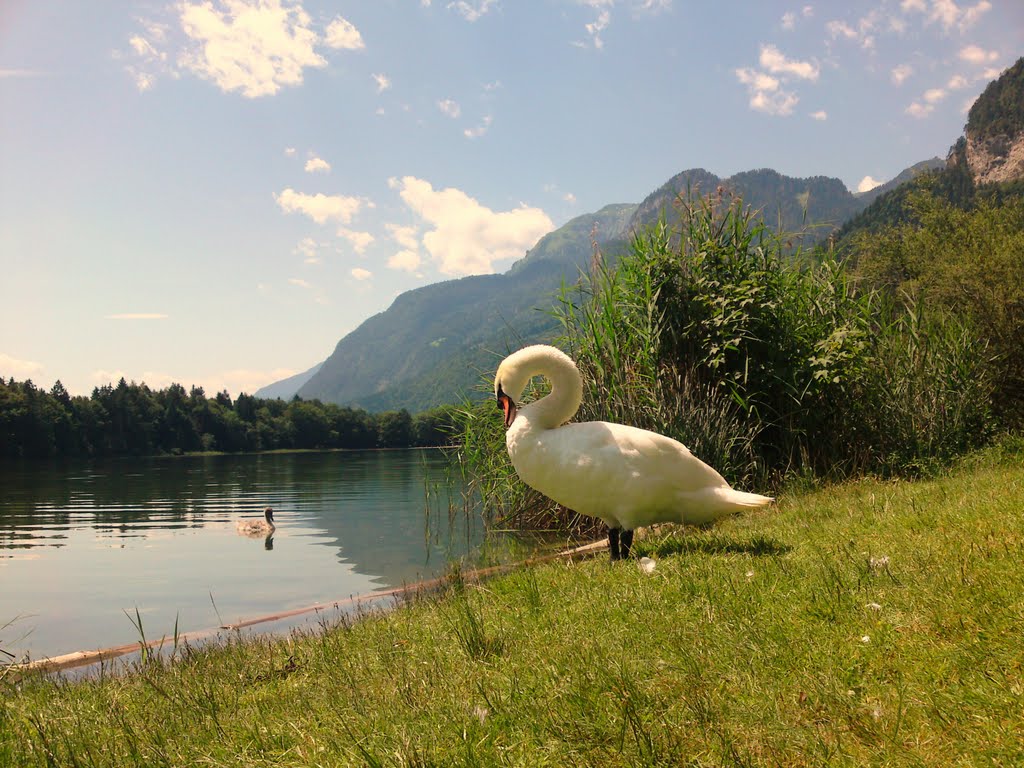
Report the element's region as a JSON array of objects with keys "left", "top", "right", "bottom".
[
  {"left": 494, "top": 345, "right": 576, "bottom": 429},
  {"left": 264, "top": 507, "right": 275, "bottom": 524}
]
